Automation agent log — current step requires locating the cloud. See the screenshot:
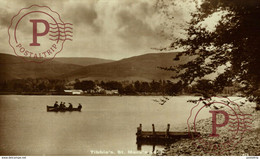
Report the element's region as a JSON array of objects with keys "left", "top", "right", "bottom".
[
  {"left": 115, "top": 9, "right": 158, "bottom": 49},
  {"left": 112, "top": 1, "right": 164, "bottom": 53},
  {"left": 63, "top": 1, "right": 100, "bottom": 33},
  {"left": 117, "top": 9, "right": 154, "bottom": 37},
  {"left": 0, "top": 0, "right": 191, "bottom": 60},
  {"left": 0, "top": 10, "right": 14, "bottom": 29}
]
